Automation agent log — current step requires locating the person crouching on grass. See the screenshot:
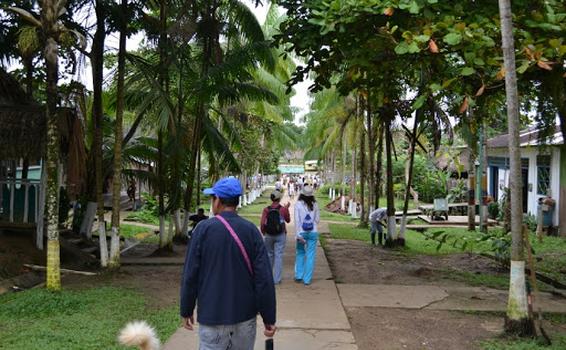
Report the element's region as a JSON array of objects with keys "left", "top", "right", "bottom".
[
  {"left": 294, "top": 186, "right": 320, "bottom": 286},
  {"left": 261, "top": 190, "right": 291, "bottom": 285},
  {"left": 369, "top": 207, "right": 387, "bottom": 246},
  {"left": 180, "top": 177, "right": 276, "bottom": 350}
]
